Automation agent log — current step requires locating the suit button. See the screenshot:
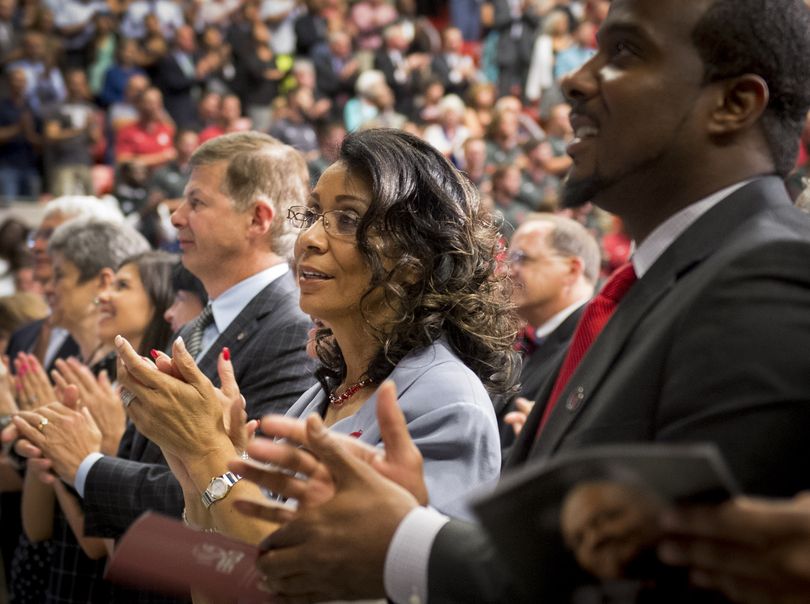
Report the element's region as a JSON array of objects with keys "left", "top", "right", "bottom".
[{"left": 566, "top": 386, "right": 585, "bottom": 411}]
